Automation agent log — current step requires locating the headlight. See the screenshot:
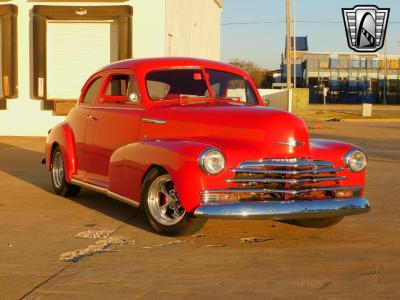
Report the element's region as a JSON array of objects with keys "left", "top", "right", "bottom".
[
  {"left": 199, "top": 148, "right": 225, "bottom": 175},
  {"left": 344, "top": 149, "right": 367, "bottom": 172}
]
